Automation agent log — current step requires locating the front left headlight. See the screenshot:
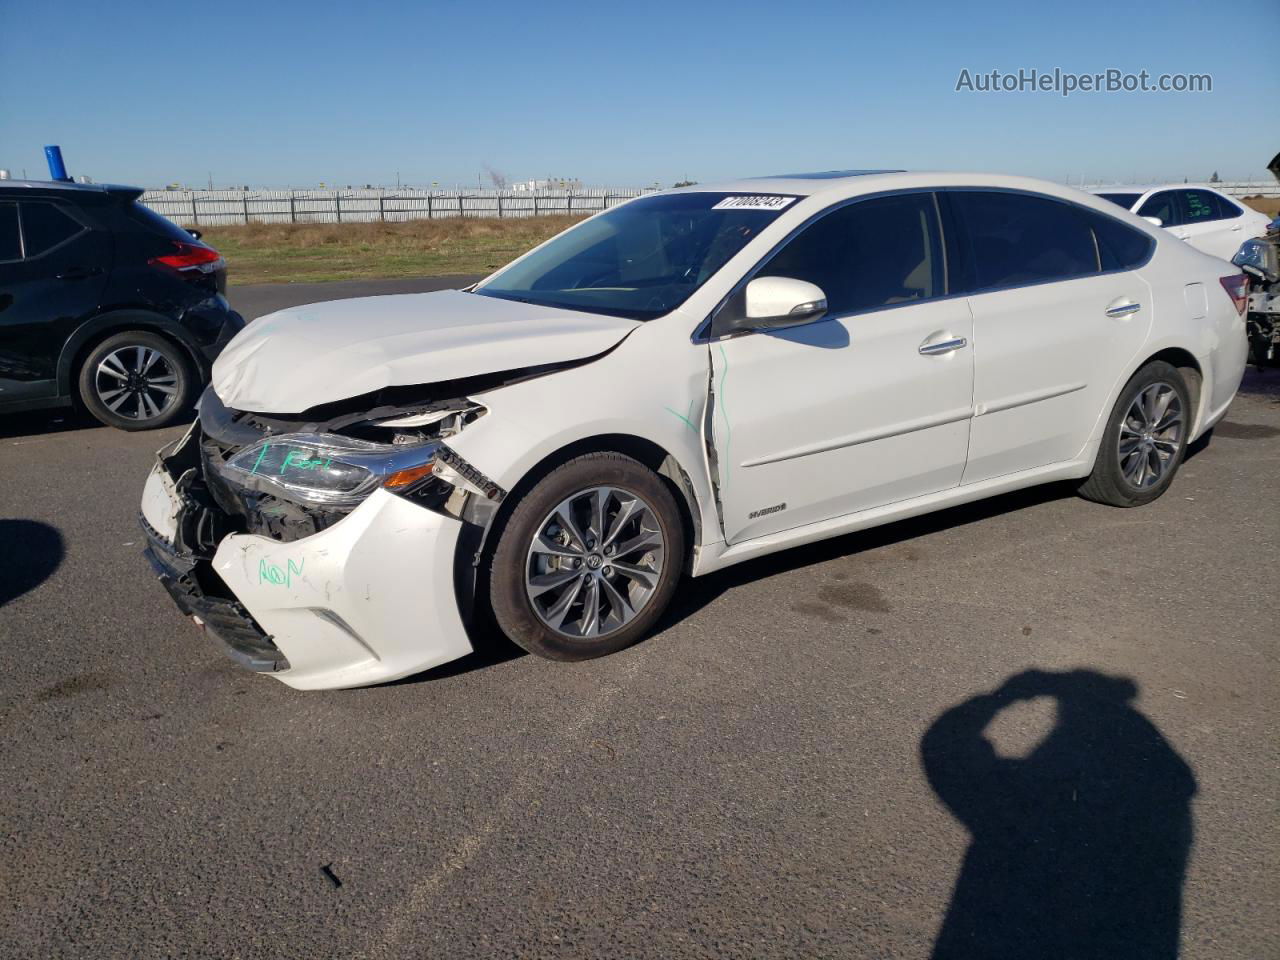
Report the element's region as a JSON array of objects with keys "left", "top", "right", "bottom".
[{"left": 225, "top": 433, "right": 440, "bottom": 506}]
